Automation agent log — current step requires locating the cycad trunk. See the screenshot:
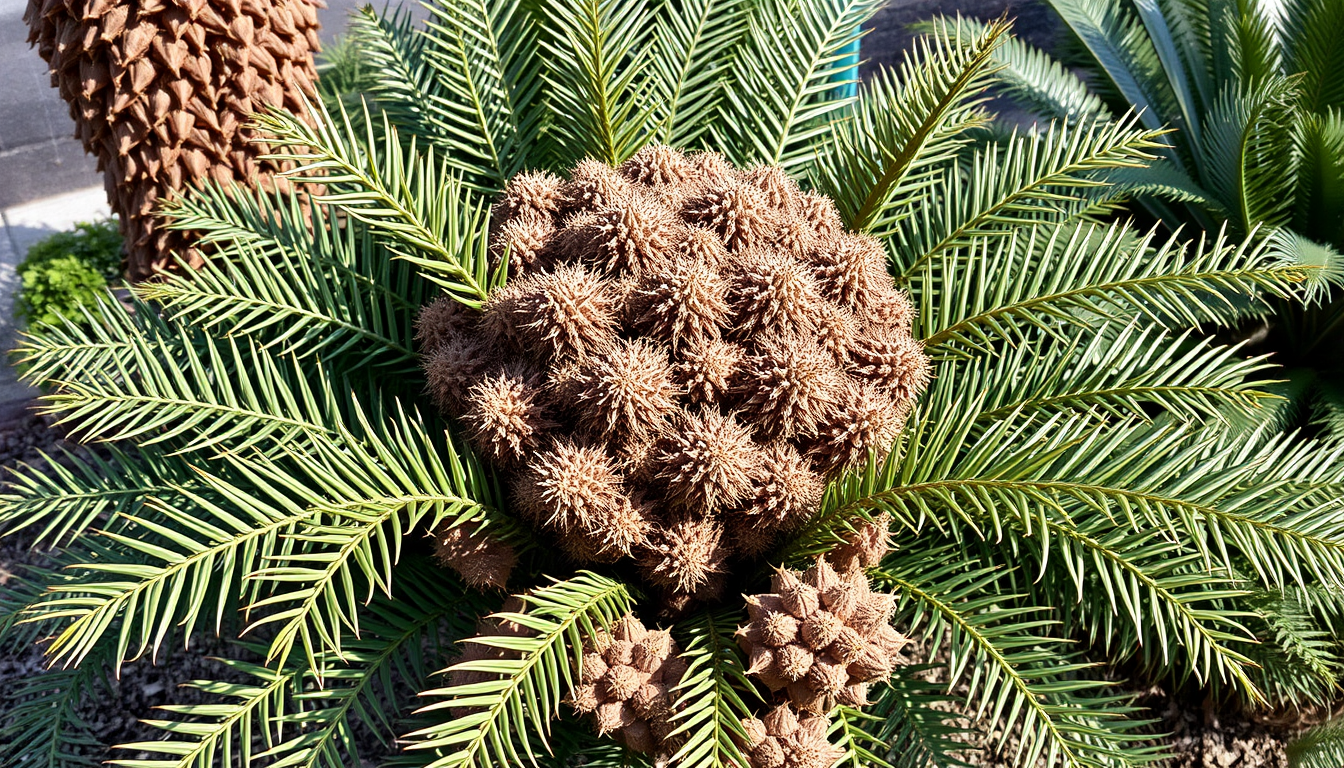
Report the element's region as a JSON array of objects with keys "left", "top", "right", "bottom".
[{"left": 24, "top": 0, "right": 323, "bottom": 280}]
